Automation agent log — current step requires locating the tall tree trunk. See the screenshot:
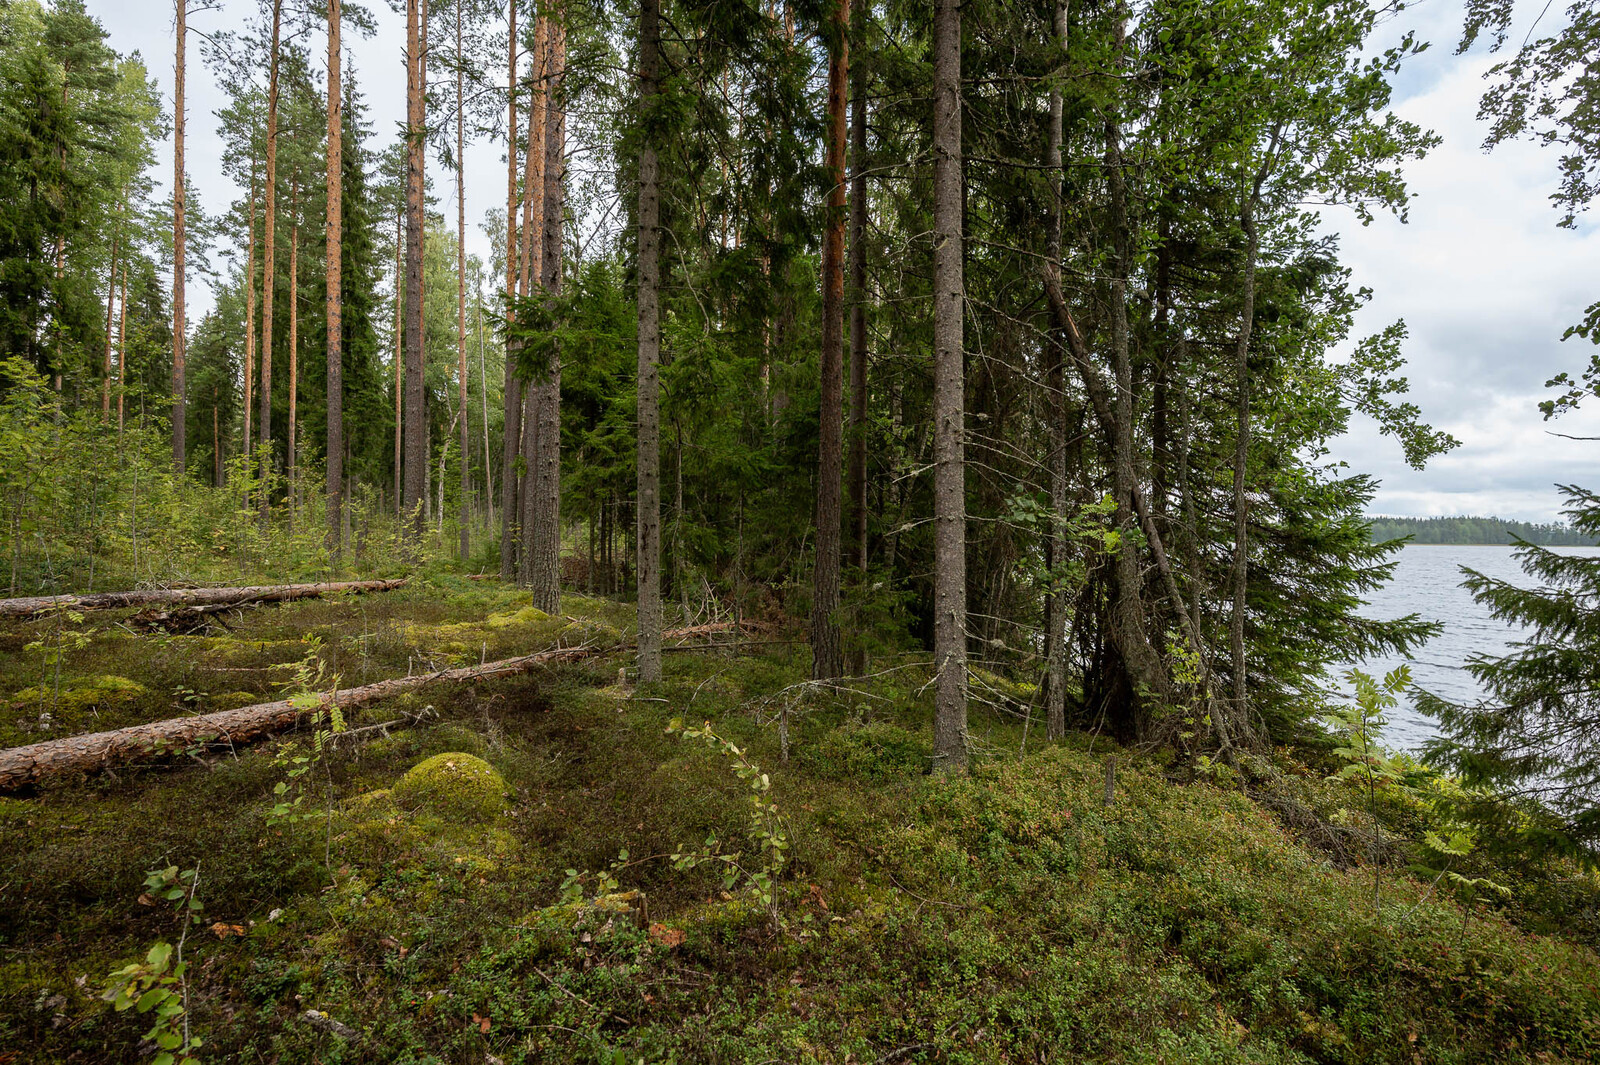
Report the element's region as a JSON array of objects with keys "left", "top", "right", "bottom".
[
  {"left": 172, "top": 0, "right": 187, "bottom": 475},
  {"left": 213, "top": 387, "right": 221, "bottom": 485},
  {"left": 528, "top": 17, "right": 565, "bottom": 612},
  {"left": 102, "top": 214, "right": 117, "bottom": 417},
  {"left": 517, "top": 15, "right": 548, "bottom": 589},
  {"left": 261, "top": 0, "right": 283, "bottom": 516},
  {"left": 519, "top": 15, "right": 547, "bottom": 297},
  {"left": 931, "top": 0, "right": 966, "bottom": 772},
  {"left": 477, "top": 272, "right": 492, "bottom": 529},
  {"left": 498, "top": 0, "right": 522, "bottom": 579},
  {"left": 455, "top": 1, "right": 470, "bottom": 562},
  {"left": 117, "top": 265, "right": 126, "bottom": 436},
  {"left": 845, "top": 5, "right": 868, "bottom": 588},
  {"left": 393, "top": 209, "right": 403, "bottom": 516},
  {"left": 288, "top": 196, "right": 300, "bottom": 519},
  {"left": 244, "top": 174, "right": 257, "bottom": 482},
  {"left": 811, "top": 0, "right": 848, "bottom": 681},
  {"left": 402, "top": 0, "right": 430, "bottom": 533},
  {"left": 326, "top": 0, "right": 344, "bottom": 555},
  {"left": 1044, "top": 0, "right": 1068, "bottom": 741},
  {"left": 635, "top": 0, "right": 663, "bottom": 683}
]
